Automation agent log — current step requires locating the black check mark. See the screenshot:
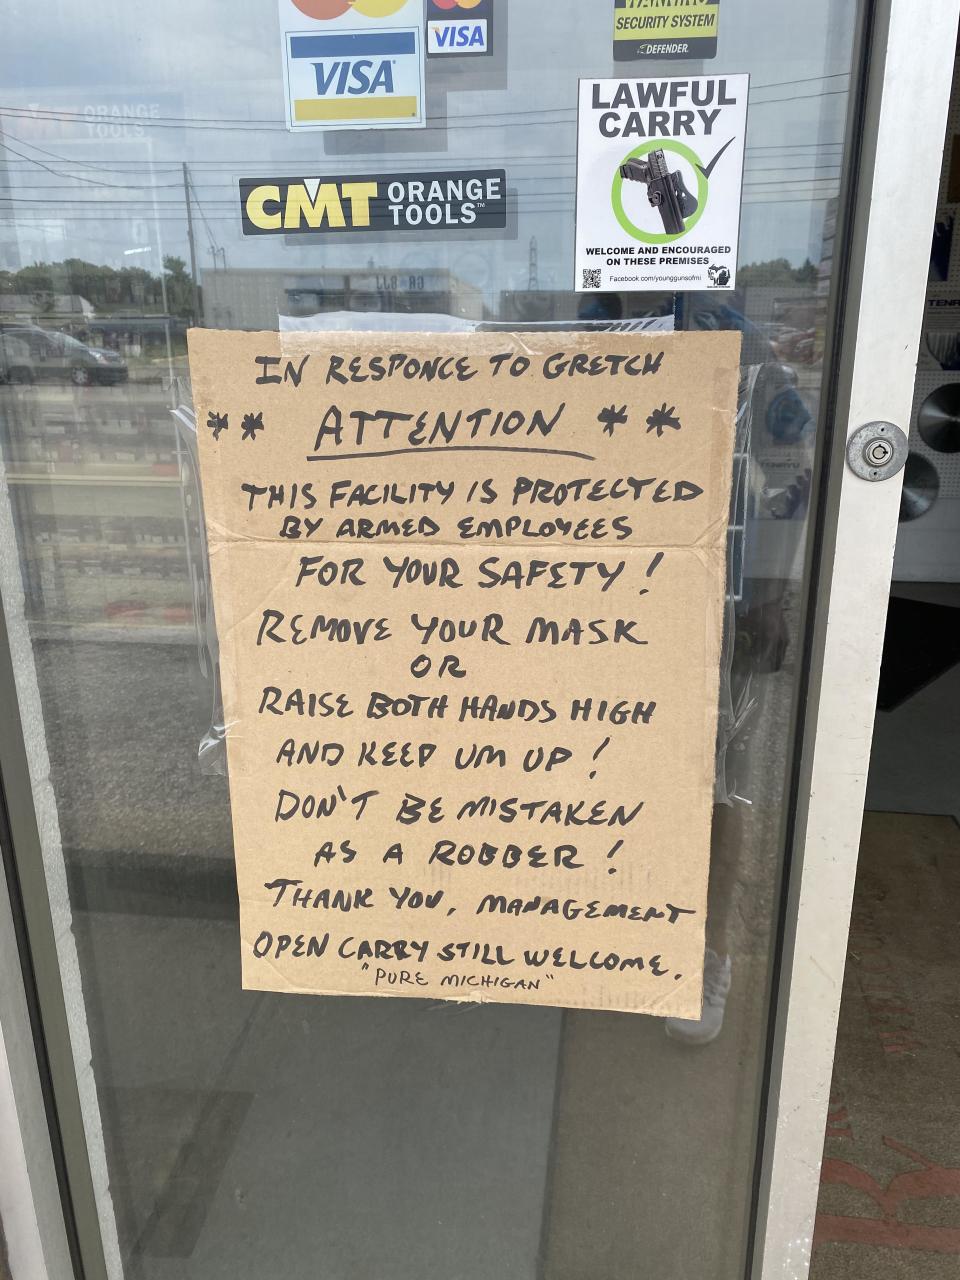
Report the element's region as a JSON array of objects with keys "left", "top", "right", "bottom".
[{"left": 697, "top": 136, "right": 735, "bottom": 180}]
